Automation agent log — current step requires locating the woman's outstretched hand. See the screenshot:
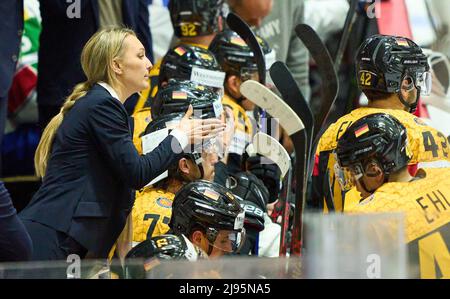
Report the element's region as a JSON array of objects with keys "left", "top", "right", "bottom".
[{"left": 177, "top": 105, "right": 226, "bottom": 145}]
